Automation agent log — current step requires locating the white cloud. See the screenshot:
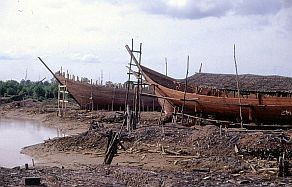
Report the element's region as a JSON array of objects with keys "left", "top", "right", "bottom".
[
  {"left": 0, "top": 0, "right": 291, "bottom": 82},
  {"left": 68, "top": 53, "right": 101, "bottom": 63},
  {"left": 109, "top": 0, "right": 289, "bottom": 19},
  {"left": 275, "top": 6, "right": 292, "bottom": 32},
  {"left": 233, "top": 0, "right": 282, "bottom": 16}
]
